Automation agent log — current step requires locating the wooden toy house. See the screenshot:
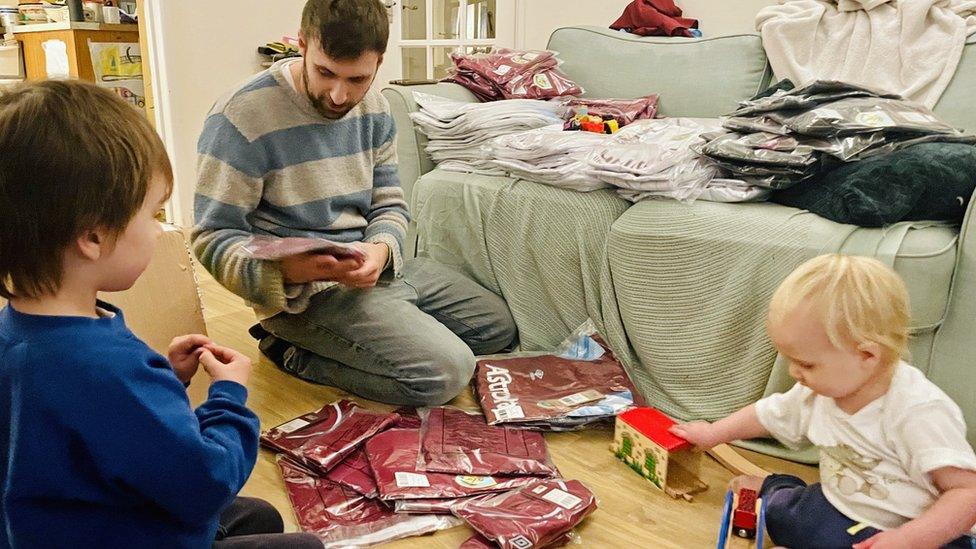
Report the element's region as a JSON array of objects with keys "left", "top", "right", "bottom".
[{"left": 611, "top": 407, "right": 708, "bottom": 501}]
